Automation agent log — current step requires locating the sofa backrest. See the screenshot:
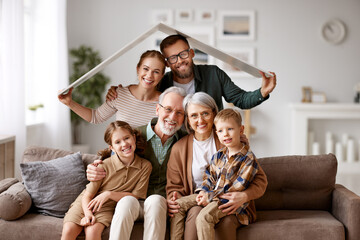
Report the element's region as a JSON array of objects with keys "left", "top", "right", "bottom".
[
  {"left": 255, "top": 154, "right": 337, "bottom": 211},
  {"left": 22, "top": 146, "right": 100, "bottom": 170}
]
